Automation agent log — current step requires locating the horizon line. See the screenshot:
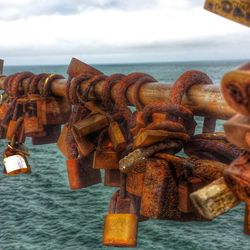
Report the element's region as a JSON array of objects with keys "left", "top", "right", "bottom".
[{"left": 2, "top": 58, "right": 248, "bottom": 67}]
